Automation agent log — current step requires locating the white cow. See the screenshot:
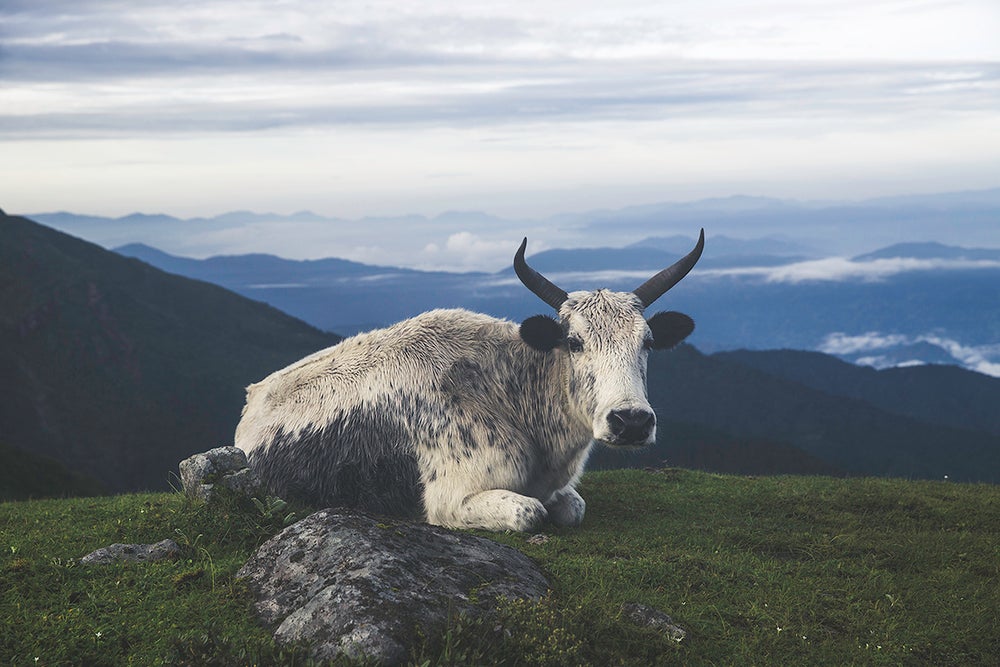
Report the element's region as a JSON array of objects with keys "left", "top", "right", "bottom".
[{"left": 235, "top": 231, "right": 704, "bottom": 531}]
